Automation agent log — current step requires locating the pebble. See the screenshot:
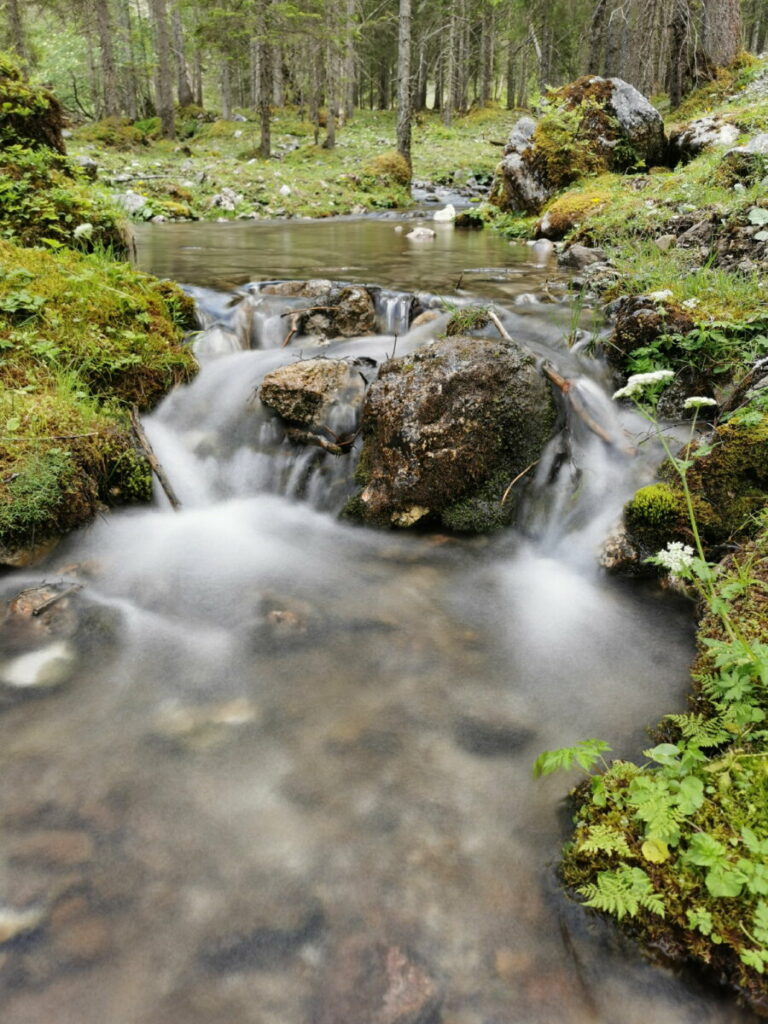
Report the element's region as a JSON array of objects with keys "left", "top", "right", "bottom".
[
  {"left": 0, "top": 905, "right": 45, "bottom": 944},
  {"left": 0, "top": 641, "right": 77, "bottom": 691},
  {"left": 11, "top": 829, "right": 95, "bottom": 867}
]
